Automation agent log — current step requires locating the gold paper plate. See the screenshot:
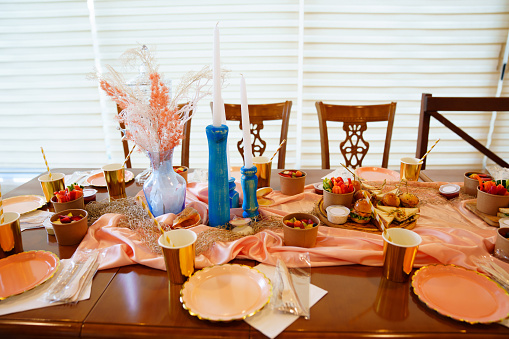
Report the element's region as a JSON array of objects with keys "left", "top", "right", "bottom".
[
  {"left": 180, "top": 264, "right": 272, "bottom": 321},
  {"left": 3, "top": 195, "right": 46, "bottom": 215}
]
